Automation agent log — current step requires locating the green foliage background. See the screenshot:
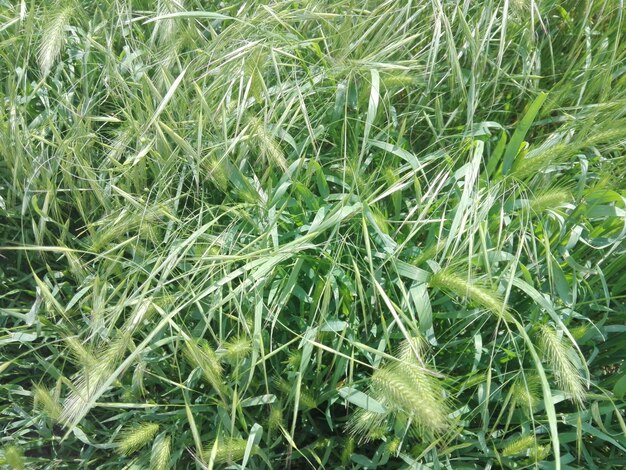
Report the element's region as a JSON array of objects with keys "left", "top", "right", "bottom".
[{"left": 1, "top": 0, "right": 625, "bottom": 468}]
